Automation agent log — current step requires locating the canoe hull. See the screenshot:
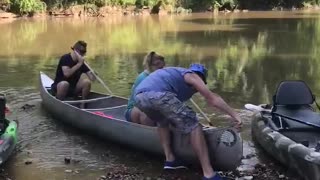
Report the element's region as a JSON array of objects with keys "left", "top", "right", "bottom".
[
  {"left": 252, "top": 112, "right": 320, "bottom": 180},
  {"left": 39, "top": 72, "right": 243, "bottom": 170}
]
